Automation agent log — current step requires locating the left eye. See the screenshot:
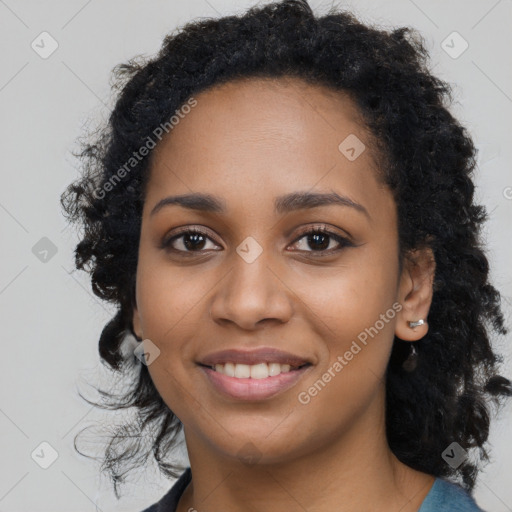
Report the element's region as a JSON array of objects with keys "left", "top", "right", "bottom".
[{"left": 290, "top": 227, "right": 353, "bottom": 254}]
